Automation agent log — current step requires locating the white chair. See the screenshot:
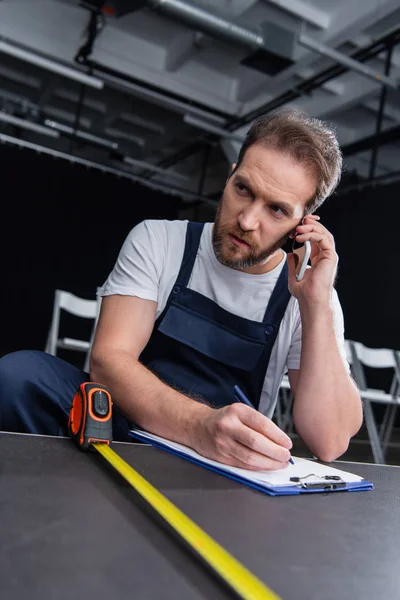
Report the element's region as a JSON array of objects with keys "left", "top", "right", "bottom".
[
  {"left": 45, "top": 289, "right": 101, "bottom": 372},
  {"left": 349, "top": 341, "right": 400, "bottom": 464}
]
